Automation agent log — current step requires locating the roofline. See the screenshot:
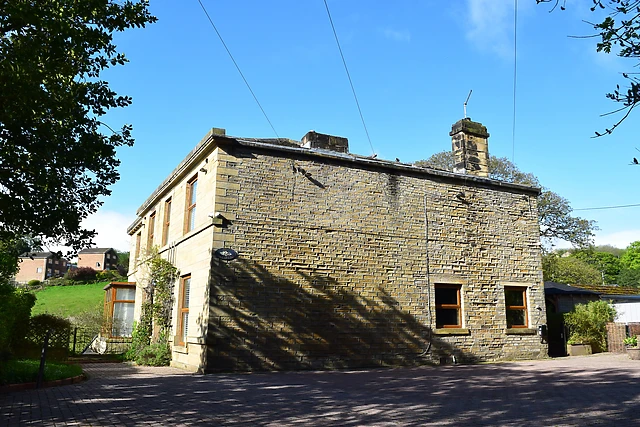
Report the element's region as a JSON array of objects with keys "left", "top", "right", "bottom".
[{"left": 128, "top": 131, "right": 542, "bottom": 228}]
